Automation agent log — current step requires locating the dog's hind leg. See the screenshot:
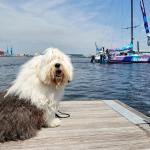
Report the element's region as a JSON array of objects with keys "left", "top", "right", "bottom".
[{"left": 0, "top": 95, "right": 45, "bottom": 142}]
